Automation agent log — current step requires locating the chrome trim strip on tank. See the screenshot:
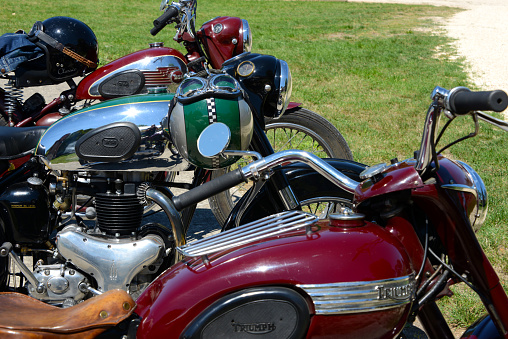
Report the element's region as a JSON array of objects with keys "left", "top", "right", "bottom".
[
  {"left": 298, "top": 274, "right": 416, "bottom": 314},
  {"left": 177, "top": 211, "right": 317, "bottom": 259},
  {"left": 88, "top": 55, "right": 187, "bottom": 96}
]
